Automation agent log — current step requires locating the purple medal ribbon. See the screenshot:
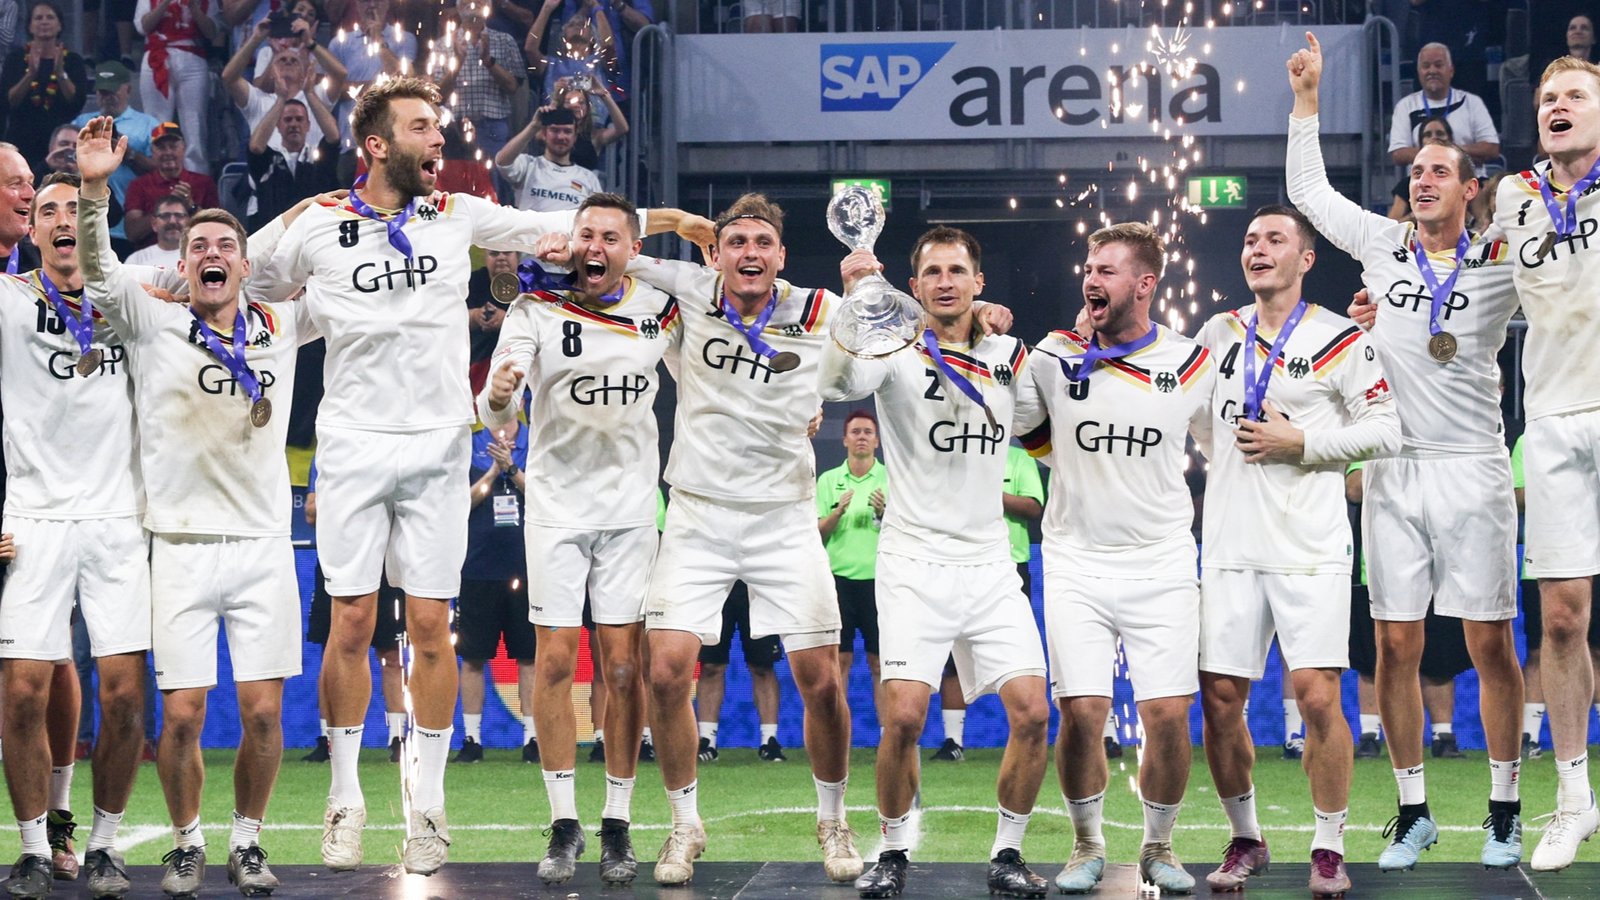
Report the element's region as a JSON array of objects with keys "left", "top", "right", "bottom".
[
  {"left": 1241, "top": 299, "right": 1308, "bottom": 422},
  {"left": 1060, "top": 325, "right": 1158, "bottom": 383},
  {"left": 1537, "top": 156, "right": 1600, "bottom": 239},
  {"left": 1411, "top": 231, "right": 1470, "bottom": 337},
  {"left": 39, "top": 270, "right": 95, "bottom": 357},
  {"left": 516, "top": 262, "right": 627, "bottom": 306},
  {"left": 720, "top": 288, "right": 782, "bottom": 361},
  {"left": 922, "top": 329, "right": 993, "bottom": 421},
  {"left": 5, "top": 247, "right": 17, "bottom": 275},
  {"left": 190, "top": 308, "right": 263, "bottom": 406},
  {"left": 348, "top": 175, "right": 415, "bottom": 259}
]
